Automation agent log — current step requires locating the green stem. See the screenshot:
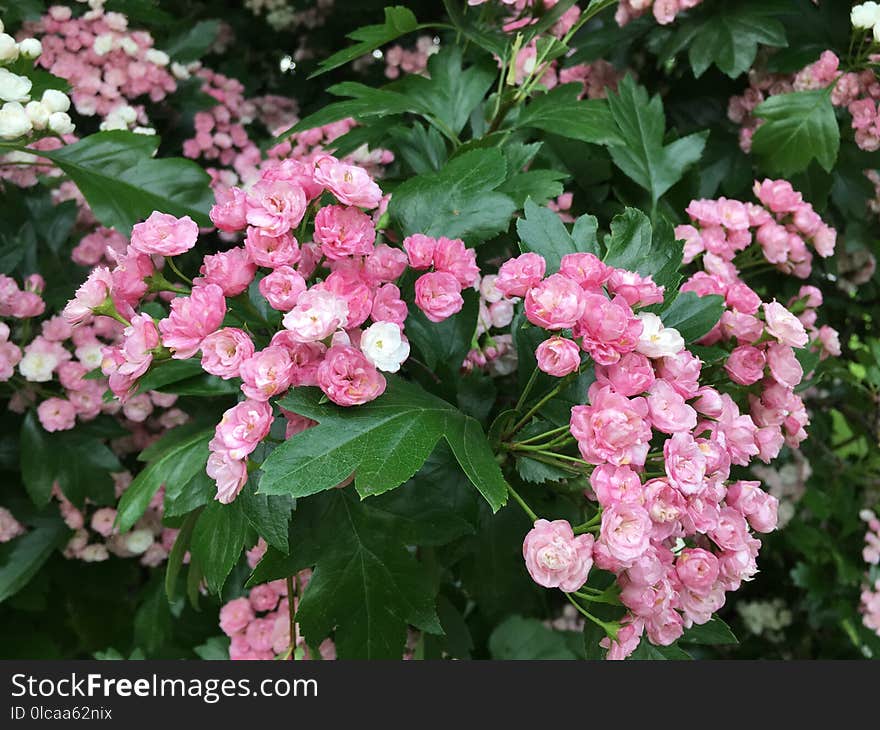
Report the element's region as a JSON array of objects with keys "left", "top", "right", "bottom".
[
  {"left": 287, "top": 574, "right": 298, "bottom": 660},
  {"left": 514, "top": 366, "right": 540, "bottom": 413},
  {"left": 513, "top": 424, "right": 570, "bottom": 446},
  {"left": 573, "top": 511, "right": 602, "bottom": 534},
  {"left": 166, "top": 257, "right": 193, "bottom": 285},
  {"left": 564, "top": 593, "right": 619, "bottom": 639},
  {"left": 506, "top": 483, "right": 538, "bottom": 522}
]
